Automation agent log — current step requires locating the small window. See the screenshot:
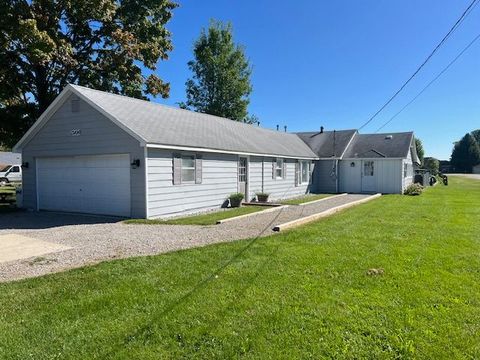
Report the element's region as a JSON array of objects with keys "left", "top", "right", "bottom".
[
  {"left": 275, "top": 158, "right": 284, "bottom": 179},
  {"left": 239, "top": 157, "right": 247, "bottom": 182},
  {"left": 300, "top": 161, "right": 309, "bottom": 184},
  {"left": 10, "top": 166, "right": 20, "bottom": 173},
  {"left": 181, "top": 155, "right": 195, "bottom": 183},
  {"left": 71, "top": 99, "right": 80, "bottom": 112},
  {"left": 404, "top": 163, "right": 408, "bottom": 178},
  {"left": 364, "top": 161, "right": 374, "bottom": 176}
]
